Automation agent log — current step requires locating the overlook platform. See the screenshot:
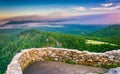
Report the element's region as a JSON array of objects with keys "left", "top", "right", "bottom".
[
  {"left": 7, "top": 47, "right": 120, "bottom": 74},
  {"left": 23, "top": 61, "right": 107, "bottom": 74}
]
